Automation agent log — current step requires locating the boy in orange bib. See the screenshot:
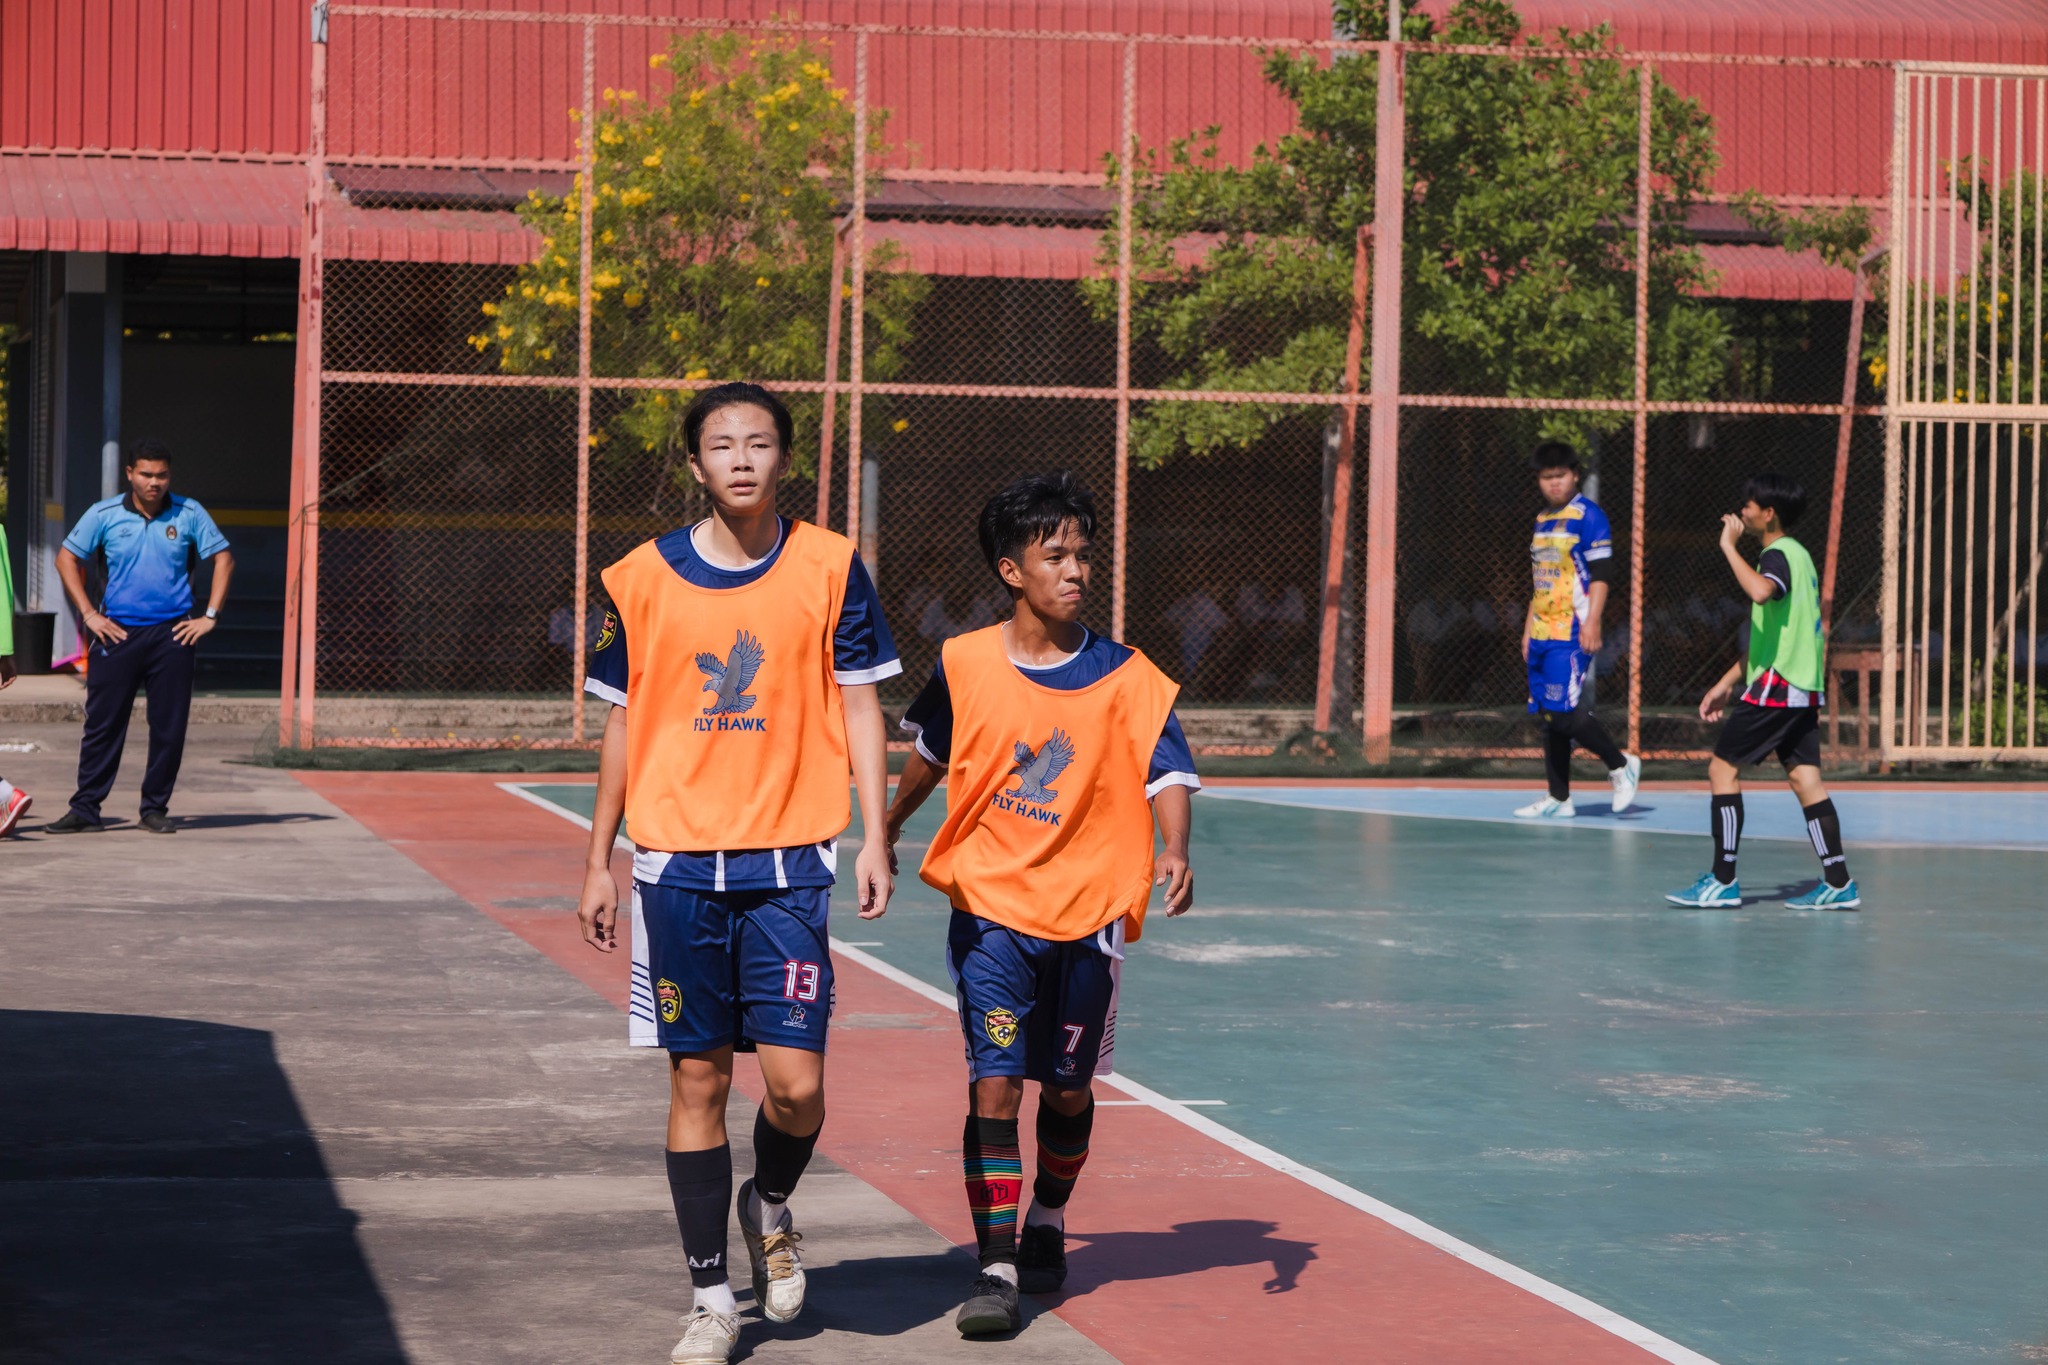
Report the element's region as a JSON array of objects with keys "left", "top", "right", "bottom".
[
  {"left": 884, "top": 471, "right": 1198, "bottom": 1337},
  {"left": 576, "top": 384, "right": 898, "bottom": 1365}
]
